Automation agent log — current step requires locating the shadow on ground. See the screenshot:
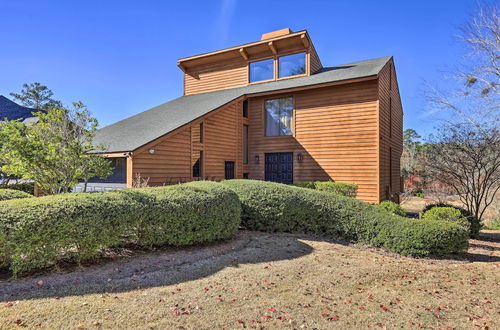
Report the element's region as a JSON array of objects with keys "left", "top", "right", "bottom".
[{"left": 0, "top": 232, "right": 318, "bottom": 302}]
